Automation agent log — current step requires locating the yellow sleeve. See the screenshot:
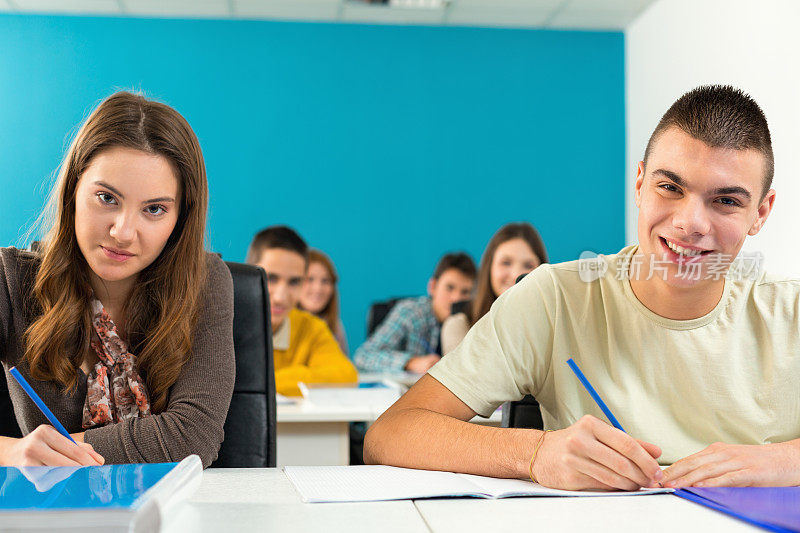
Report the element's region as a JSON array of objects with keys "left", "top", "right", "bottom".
[{"left": 275, "top": 320, "right": 358, "bottom": 396}]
